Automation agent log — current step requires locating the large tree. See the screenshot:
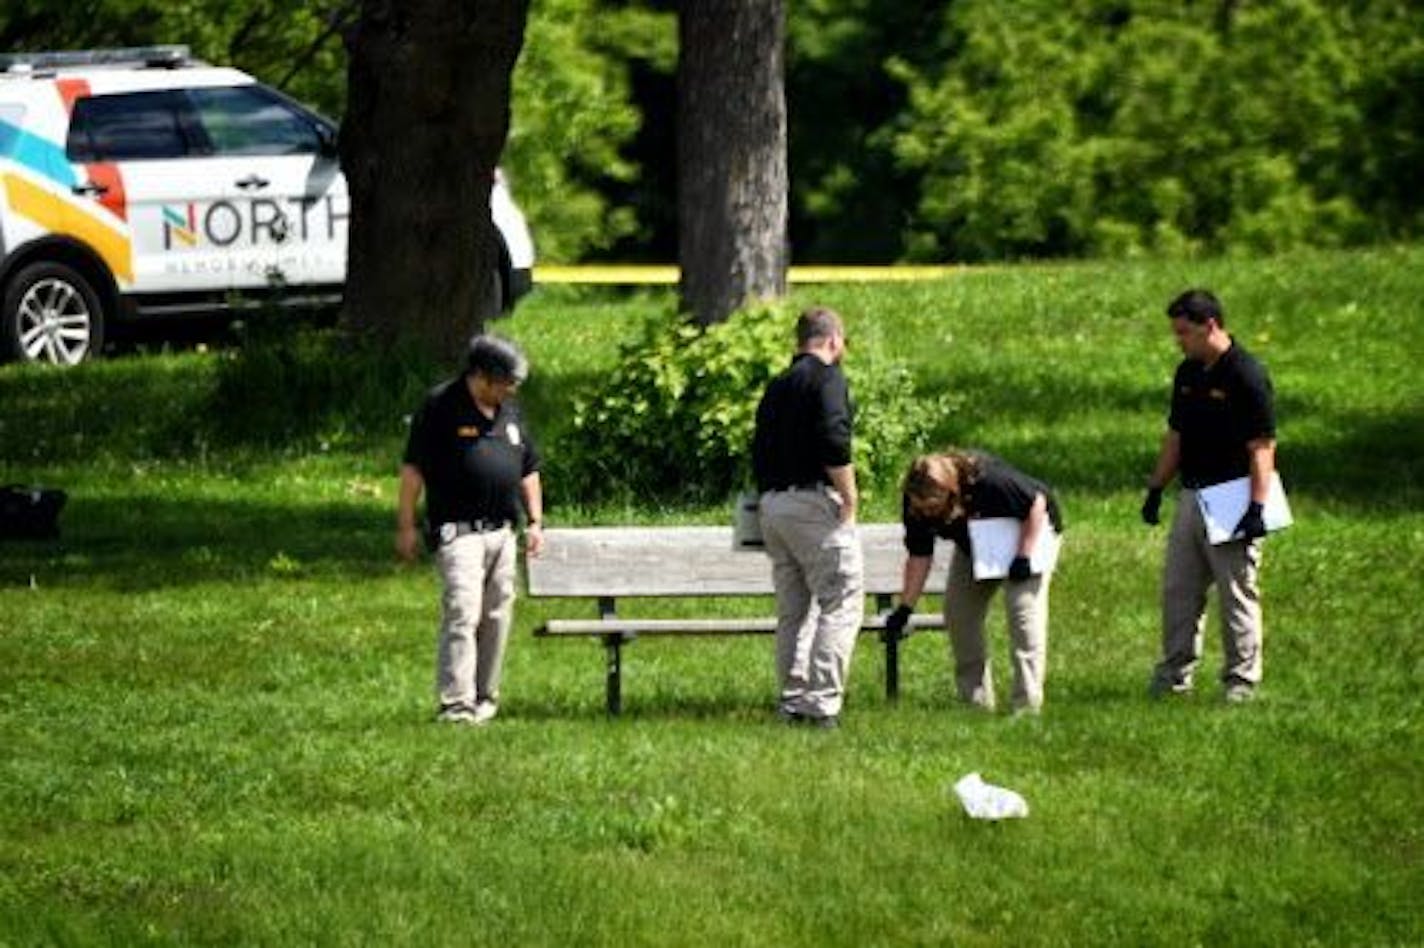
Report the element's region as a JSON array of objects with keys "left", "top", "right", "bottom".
[
  {"left": 677, "top": 0, "right": 788, "bottom": 326},
  {"left": 340, "top": 0, "right": 529, "bottom": 361}
]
